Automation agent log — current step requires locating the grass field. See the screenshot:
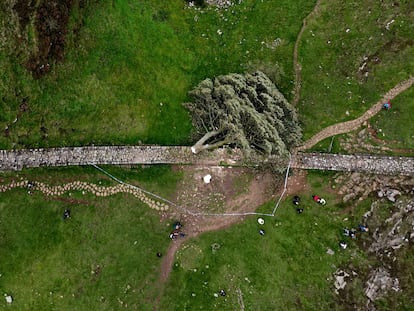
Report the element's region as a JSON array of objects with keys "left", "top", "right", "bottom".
[
  {"left": 0, "top": 0, "right": 314, "bottom": 149},
  {"left": 158, "top": 171, "right": 357, "bottom": 310},
  {"left": 1, "top": 0, "right": 413, "bottom": 309},
  {"left": 0, "top": 165, "right": 181, "bottom": 310},
  {"left": 0, "top": 168, "right": 361, "bottom": 310},
  {"left": 370, "top": 86, "right": 414, "bottom": 149},
  {"left": 297, "top": 0, "right": 414, "bottom": 139}
]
